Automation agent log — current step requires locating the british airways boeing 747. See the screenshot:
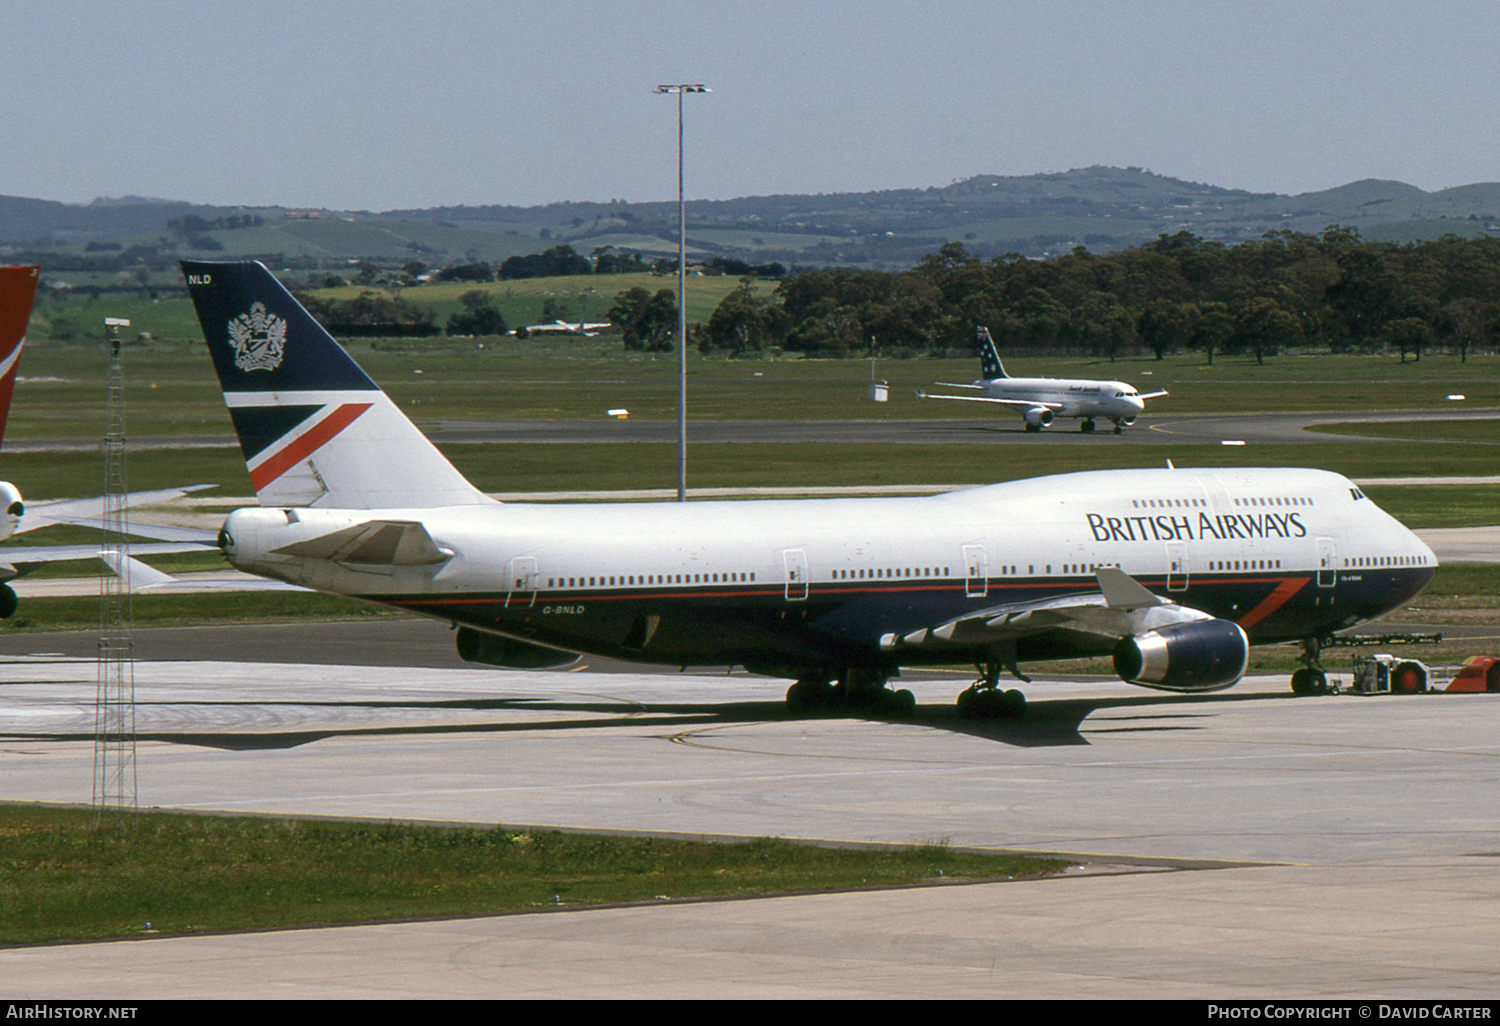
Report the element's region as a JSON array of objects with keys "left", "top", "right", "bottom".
[{"left": 183, "top": 261, "right": 1434, "bottom": 717}]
